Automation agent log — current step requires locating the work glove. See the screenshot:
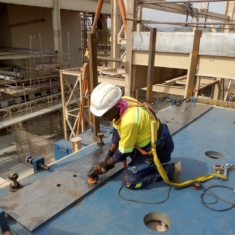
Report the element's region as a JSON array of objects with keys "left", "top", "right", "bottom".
[
  {"left": 98, "top": 161, "right": 110, "bottom": 175},
  {"left": 87, "top": 161, "right": 113, "bottom": 178},
  {"left": 98, "top": 156, "right": 115, "bottom": 175}
]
